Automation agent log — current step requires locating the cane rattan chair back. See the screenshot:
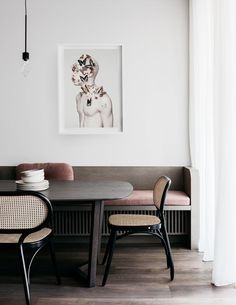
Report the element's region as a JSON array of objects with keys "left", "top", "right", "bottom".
[
  {"left": 0, "top": 191, "right": 60, "bottom": 305},
  {"left": 102, "top": 175, "right": 174, "bottom": 286},
  {"left": 0, "top": 194, "right": 49, "bottom": 232},
  {"left": 153, "top": 175, "right": 170, "bottom": 211}
]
